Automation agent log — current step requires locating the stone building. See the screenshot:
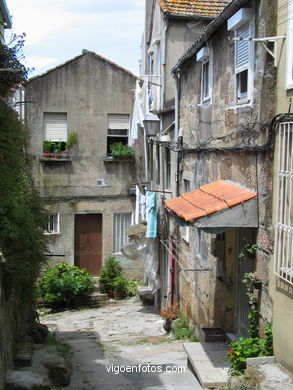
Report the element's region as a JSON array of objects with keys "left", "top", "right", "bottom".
[
  {"left": 163, "top": 0, "right": 277, "bottom": 340},
  {"left": 25, "top": 51, "right": 138, "bottom": 275},
  {"left": 136, "top": 0, "right": 230, "bottom": 308}
]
